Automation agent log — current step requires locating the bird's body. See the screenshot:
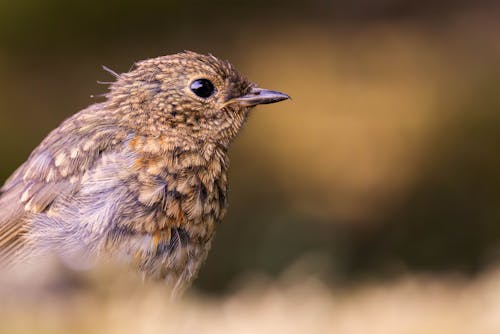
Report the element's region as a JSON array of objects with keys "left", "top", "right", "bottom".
[{"left": 0, "top": 52, "right": 288, "bottom": 294}]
